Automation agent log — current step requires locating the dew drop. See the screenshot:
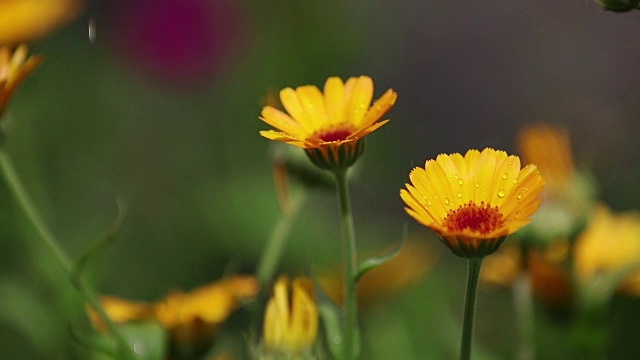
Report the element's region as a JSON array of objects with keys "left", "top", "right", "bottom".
[
  {"left": 475, "top": 183, "right": 480, "bottom": 188},
  {"left": 88, "top": 18, "right": 97, "bottom": 44},
  {"left": 456, "top": 192, "right": 463, "bottom": 198},
  {"left": 454, "top": 174, "right": 459, "bottom": 178},
  {"left": 497, "top": 190, "right": 506, "bottom": 198},
  {"left": 515, "top": 211, "right": 521, "bottom": 218},
  {"left": 501, "top": 173, "right": 508, "bottom": 180},
  {"left": 512, "top": 179, "right": 518, "bottom": 184},
  {"left": 457, "top": 179, "right": 464, "bottom": 186},
  {"left": 517, "top": 193, "right": 523, "bottom": 200}
]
